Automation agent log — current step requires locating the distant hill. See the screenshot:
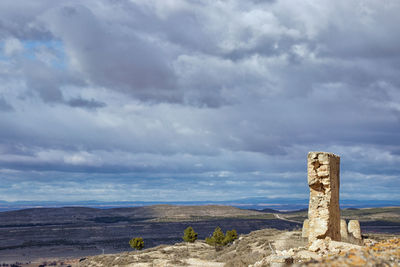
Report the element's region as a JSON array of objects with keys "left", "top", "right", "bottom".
[
  {"left": 0, "top": 204, "right": 272, "bottom": 226},
  {"left": 1, "top": 198, "right": 399, "bottom": 212},
  {"left": 258, "top": 208, "right": 282, "bottom": 213},
  {"left": 280, "top": 207, "right": 400, "bottom": 224}
]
